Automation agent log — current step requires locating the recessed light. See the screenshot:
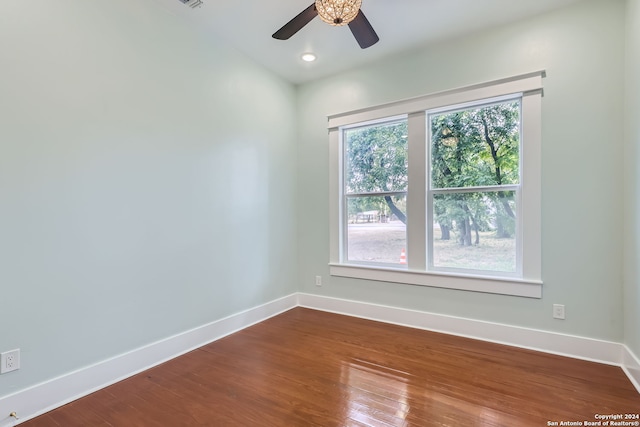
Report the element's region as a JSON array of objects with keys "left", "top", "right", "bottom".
[{"left": 301, "top": 52, "right": 317, "bottom": 62}]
